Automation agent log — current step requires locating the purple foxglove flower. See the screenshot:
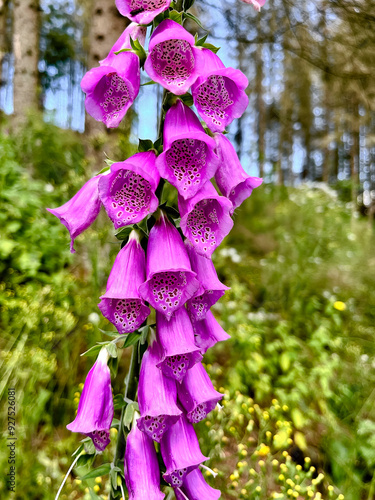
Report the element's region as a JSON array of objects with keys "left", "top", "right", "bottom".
[
  {"left": 186, "top": 240, "right": 229, "bottom": 320},
  {"left": 115, "top": 0, "right": 171, "bottom": 24},
  {"left": 161, "top": 412, "right": 208, "bottom": 488},
  {"left": 144, "top": 20, "right": 205, "bottom": 95},
  {"left": 179, "top": 181, "right": 233, "bottom": 258},
  {"left": 100, "top": 23, "right": 146, "bottom": 67},
  {"left": 191, "top": 310, "right": 230, "bottom": 354},
  {"left": 137, "top": 338, "right": 182, "bottom": 442},
  {"left": 191, "top": 49, "right": 249, "bottom": 133},
  {"left": 175, "top": 469, "right": 221, "bottom": 500},
  {"left": 81, "top": 24, "right": 146, "bottom": 128},
  {"left": 214, "top": 133, "right": 263, "bottom": 213},
  {"left": 125, "top": 414, "right": 165, "bottom": 500},
  {"left": 47, "top": 175, "right": 101, "bottom": 253},
  {"left": 98, "top": 231, "right": 150, "bottom": 334},
  {"left": 156, "top": 308, "right": 202, "bottom": 382},
  {"left": 156, "top": 101, "right": 219, "bottom": 200},
  {"left": 66, "top": 348, "right": 113, "bottom": 451},
  {"left": 138, "top": 212, "right": 200, "bottom": 318},
  {"left": 98, "top": 151, "right": 160, "bottom": 228},
  {"left": 177, "top": 362, "right": 222, "bottom": 423}
]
